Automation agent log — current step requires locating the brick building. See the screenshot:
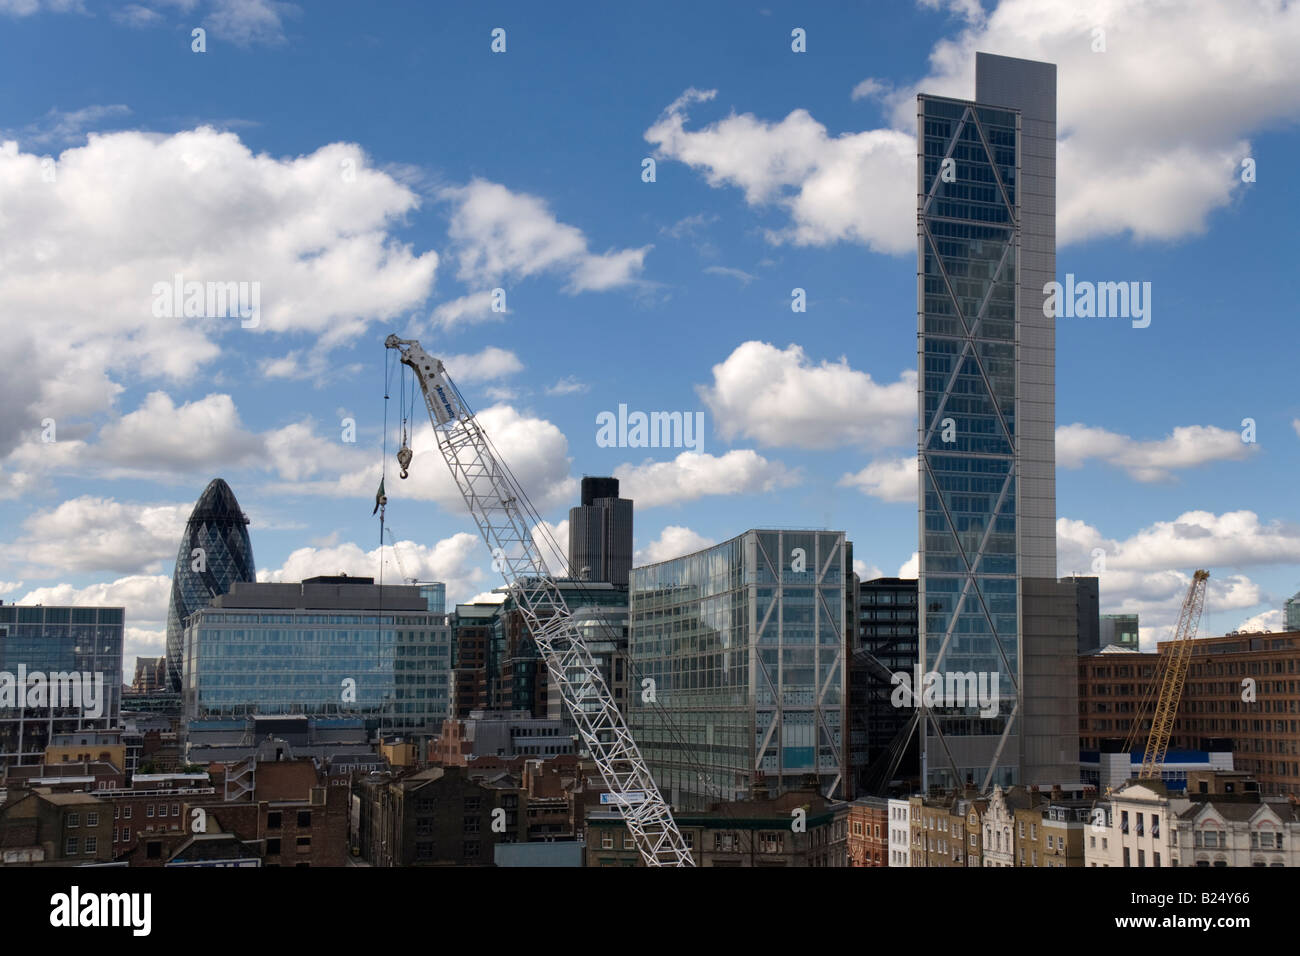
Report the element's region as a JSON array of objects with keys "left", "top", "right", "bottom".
[{"left": 846, "top": 796, "right": 890, "bottom": 866}]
